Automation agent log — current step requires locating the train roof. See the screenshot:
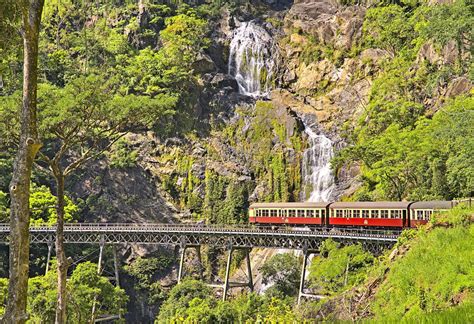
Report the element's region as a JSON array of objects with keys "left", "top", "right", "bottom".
[
  {"left": 249, "top": 202, "right": 331, "bottom": 209},
  {"left": 330, "top": 201, "right": 412, "bottom": 209},
  {"left": 410, "top": 201, "right": 454, "bottom": 209}
]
